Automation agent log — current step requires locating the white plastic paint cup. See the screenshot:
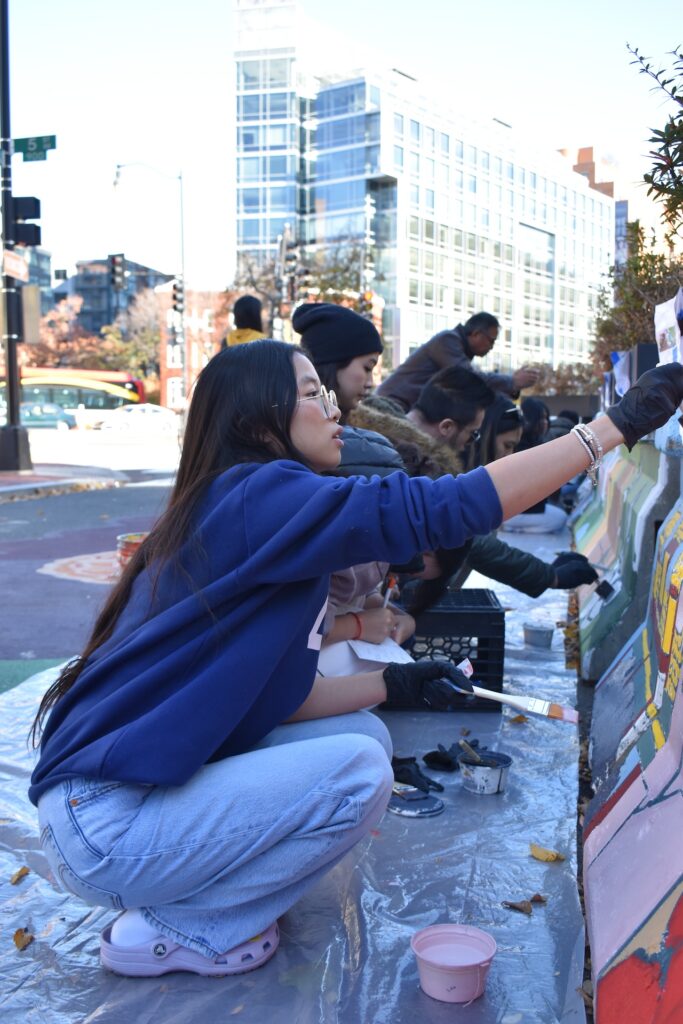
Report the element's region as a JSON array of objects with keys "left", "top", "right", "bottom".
[
  {"left": 458, "top": 750, "right": 512, "bottom": 795},
  {"left": 523, "top": 622, "right": 554, "bottom": 648},
  {"left": 411, "top": 923, "right": 497, "bottom": 1003}
]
